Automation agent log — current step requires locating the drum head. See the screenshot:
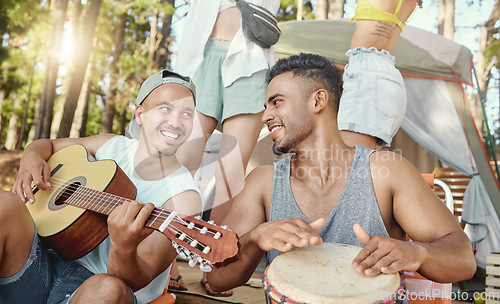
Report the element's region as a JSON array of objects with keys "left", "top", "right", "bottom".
[{"left": 266, "top": 243, "right": 401, "bottom": 304}]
